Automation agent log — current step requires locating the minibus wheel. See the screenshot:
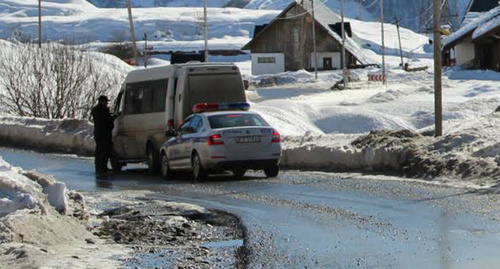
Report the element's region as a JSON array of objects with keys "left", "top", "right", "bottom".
[
  {"left": 110, "top": 157, "right": 123, "bottom": 172},
  {"left": 147, "top": 145, "right": 159, "bottom": 173}
]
